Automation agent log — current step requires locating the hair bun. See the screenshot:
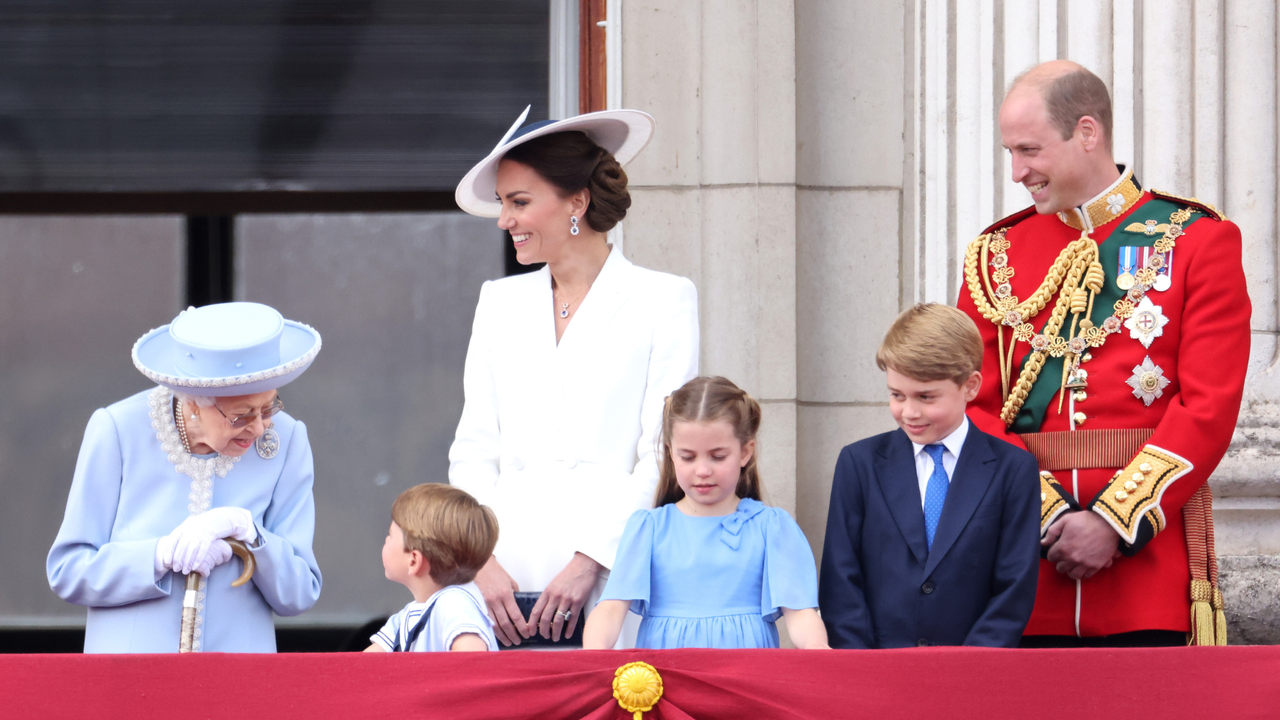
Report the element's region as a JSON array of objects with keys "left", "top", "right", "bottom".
[
  {"left": 585, "top": 151, "right": 630, "bottom": 232},
  {"left": 500, "top": 130, "right": 632, "bottom": 233}
]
